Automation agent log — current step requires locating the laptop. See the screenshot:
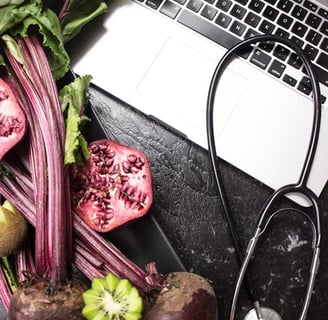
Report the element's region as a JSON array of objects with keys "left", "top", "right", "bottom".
[{"left": 67, "top": 0, "right": 328, "bottom": 206}]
